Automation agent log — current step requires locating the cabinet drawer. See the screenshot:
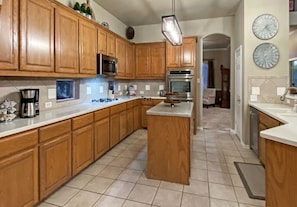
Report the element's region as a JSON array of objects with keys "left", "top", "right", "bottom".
[
  {"left": 110, "top": 103, "right": 126, "bottom": 114},
  {"left": 39, "top": 120, "right": 71, "bottom": 142},
  {"left": 127, "top": 101, "right": 134, "bottom": 109},
  {"left": 72, "top": 113, "right": 94, "bottom": 130},
  {"left": 259, "top": 112, "right": 280, "bottom": 128},
  {"left": 94, "top": 108, "right": 110, "bottom": 121},
  {"left": 0, "top": 129, "right": 38, "bottom": 159}
]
